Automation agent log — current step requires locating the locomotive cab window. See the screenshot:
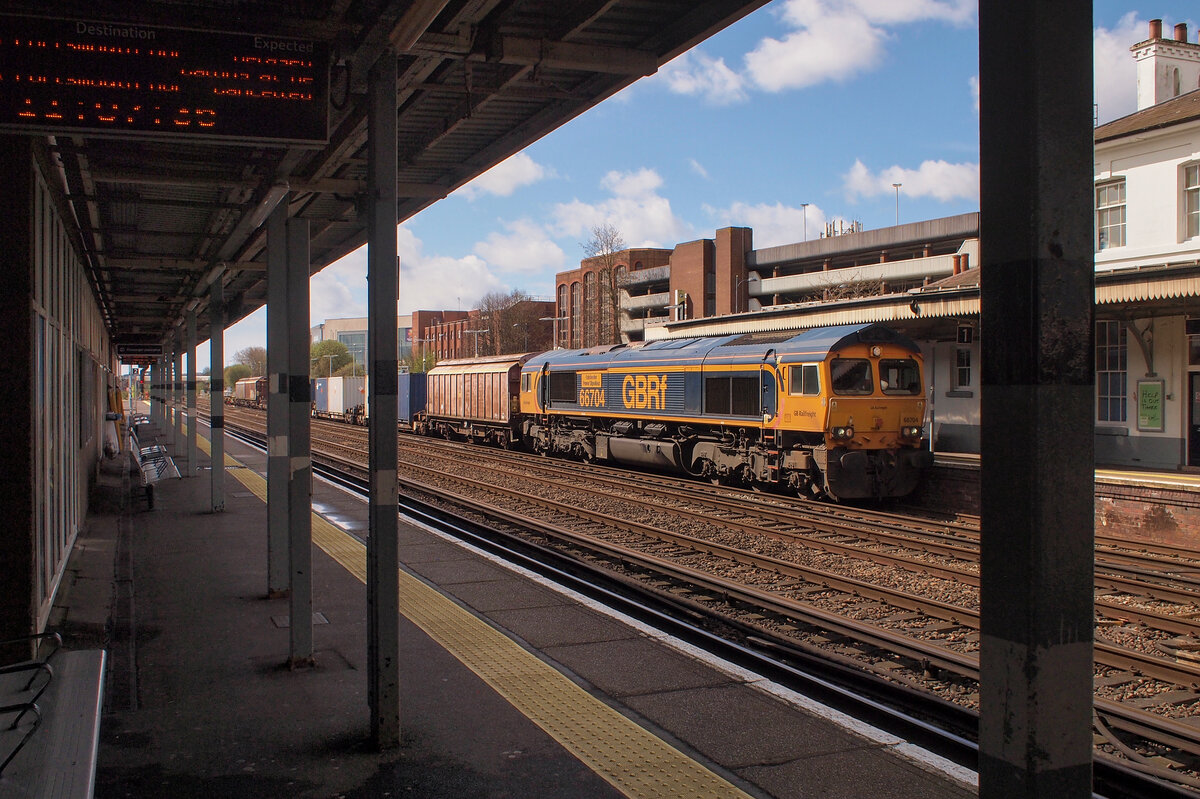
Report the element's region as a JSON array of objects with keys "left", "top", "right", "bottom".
[
  {"left": 879, "top": 359, "right": 921, "bottom": 395},
  {"left": 830, "top": 358, "right": 873, "bottom": 395},
  {"left": 788, "top": 364, "right": 820, "bottom": 396},
  {"left": 521, "top": 373, "right": 530, "bottom": 393}
]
